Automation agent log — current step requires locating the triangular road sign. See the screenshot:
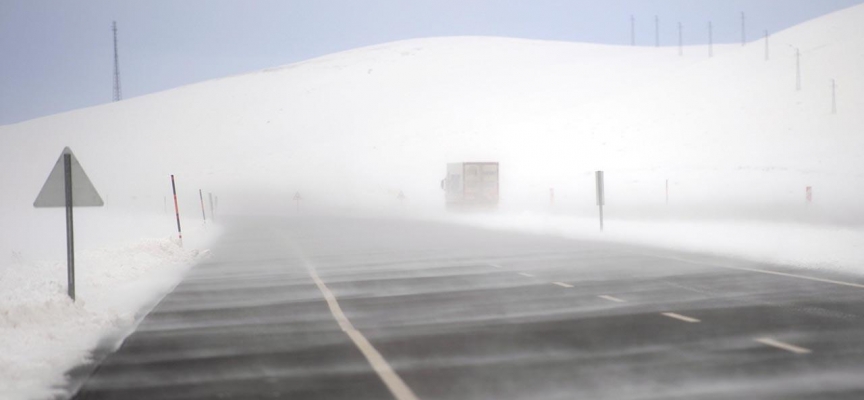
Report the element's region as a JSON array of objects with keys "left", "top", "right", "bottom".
[{"left": 34, "top": 147, "right": 104, "bottom": 208}]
